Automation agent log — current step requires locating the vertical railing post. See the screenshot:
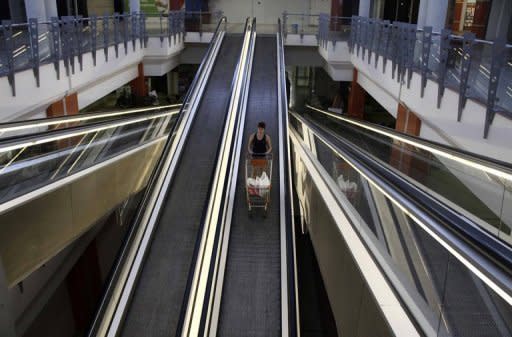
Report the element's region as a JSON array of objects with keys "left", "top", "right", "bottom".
[
  {"left": 362, "top": 17, "right": 368, "bottom": 60},
  {"left": 1, "top": 20, "right": 15, "bottom": 96},
  {"left": 138, "top": 13, "right": 144, "bottom": 48},
  {"left": 348, "top": 15, "right": 355, "bottom": 53},
  {"left": 484, "top": 39, "right": 506, "bottom": 138},
  {"left": 374, "top": 20, "right": 382, "bottom": 68},
  {"left": 406, "top": 24, "right": 416, "bottom": 88},
  {"left": 457, "top": 31, "right": 475, "bottom": 121},
  {"left": 76, "top": 16, "right": 84, "bottom": 71},
  {"left": 391, "top": 23, "right": 399, "bottom": 80},
  {"left": 382, "top": 20, "right": 390, "bottom": 72},
  {"left": 420, "top": 26, "right": 432, "bottom": 98},
  {"left": 61, "top": 16, "right": 72, "bottom": 76},
  {"left": 131, "top": 12, "right": 137, "bottom": 51},
  {"left": 159, "top": 12, "right": 164, "bottom": 44},
  {"left": 370, "top": 18, "right": 376, "bottom": 61},
  {"left": 103, "top": 15, "right": 109, "bottom": 61},
  {"left": 113, "top": 12, "right": 120, "bottom": 58},
  {"left": 168, "top": 12, "right": 173, "bottom": 44},
  {"left": 123, "top": 12, "right": 129, "bottom": 54},
  {"left": 28, "top": 18, "right": 40, "bottom": 87},
  {"left": 91, "top": 15, "right": 97, "bottom": 65},
  {"left": 300, "top": 12, "right": 305, "bottom": 40},
  {"left": 50, "top": 17, "right": 61, "bottom": 79},
  {"left": 437, "top": 29, "right": 451, "bottom": 108},
  {"left": 142, "top": 12, "right": 148, "bottom": 47}
]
